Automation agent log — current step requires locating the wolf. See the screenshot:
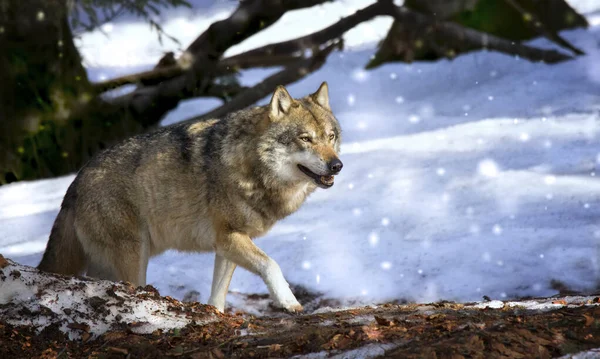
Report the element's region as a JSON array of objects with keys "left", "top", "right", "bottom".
[{"left": 37, "top": 82, "right": 343, "bottom": 312}]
